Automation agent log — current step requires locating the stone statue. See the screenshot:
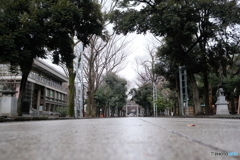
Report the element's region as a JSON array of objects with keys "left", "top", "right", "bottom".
[{"left": 219, "top": 88, "right": 224, "bottom": 96}]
